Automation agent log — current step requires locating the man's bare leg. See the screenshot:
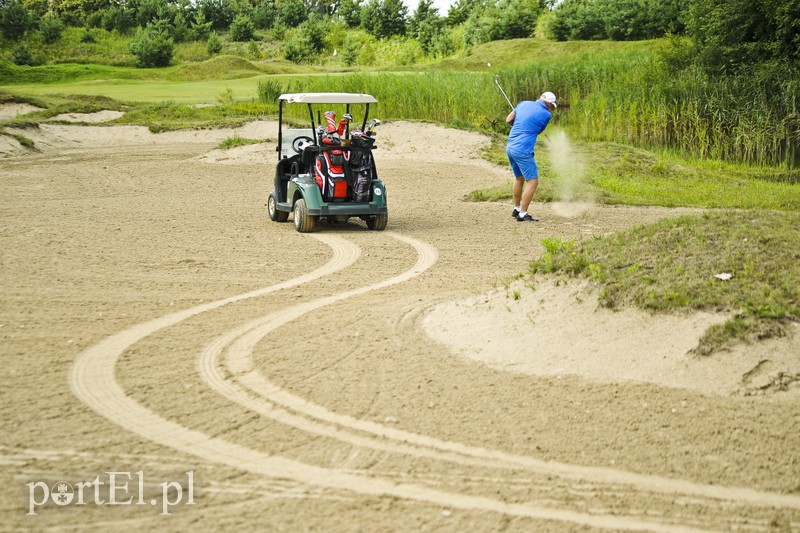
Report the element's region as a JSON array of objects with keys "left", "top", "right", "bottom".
[
  {"left": 520, "top": 178, "right": 538, "bottom": 213},
  {"left": 513, "top": 176, "right": 524, "bottom": 207}
]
